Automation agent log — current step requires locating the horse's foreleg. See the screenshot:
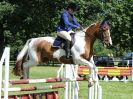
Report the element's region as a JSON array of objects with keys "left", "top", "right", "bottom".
[
  {"left": 90, "top": 56, "right": 98, "bottom": 80},
  {"left": 73, "top": 57, "right": 95, "bottom": 87}
]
